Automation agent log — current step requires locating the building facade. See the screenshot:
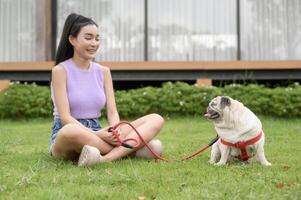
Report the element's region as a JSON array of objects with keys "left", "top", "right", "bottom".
[{"left": 1, "top": 0, "right": 300, "bottom": 62}]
